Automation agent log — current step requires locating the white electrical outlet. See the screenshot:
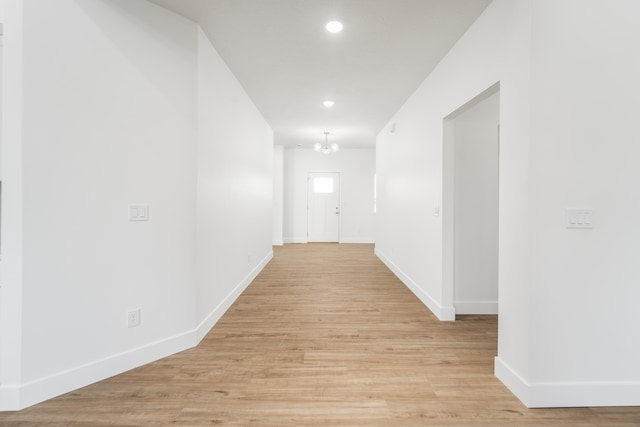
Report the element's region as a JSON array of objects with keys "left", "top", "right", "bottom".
[{"left": 127, "top": 308, "right": 141, "bottom": 328}]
